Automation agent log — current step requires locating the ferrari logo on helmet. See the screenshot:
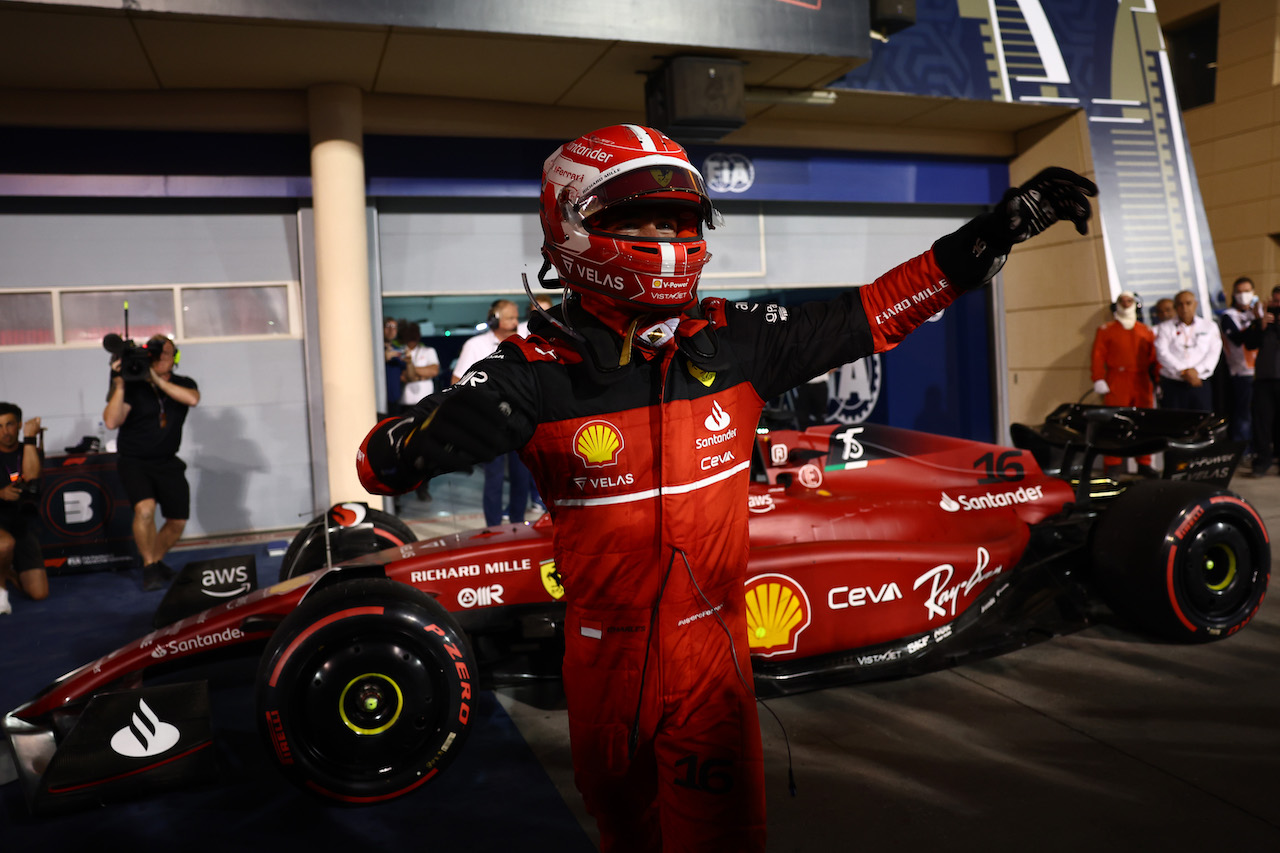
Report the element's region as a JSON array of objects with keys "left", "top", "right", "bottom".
[
  {"left": 540, "top": 559, "right": 566, "bottom": 600},
  {"left": 744, "top": 573, "right": 811, "bottom": 657},
  {"left": 574, "top": 420, "right": 624, "bottom": 468},
  {"left": 649, "top": 168, "right": 675, "bottom": 187}
]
